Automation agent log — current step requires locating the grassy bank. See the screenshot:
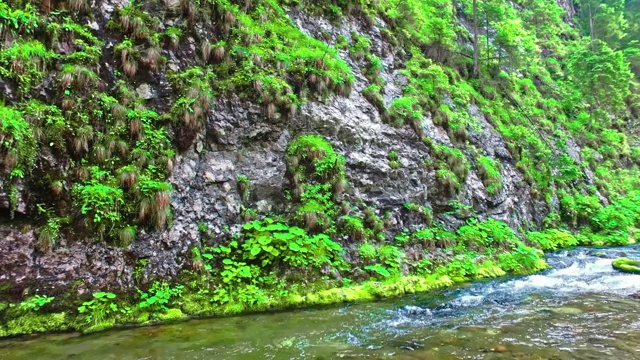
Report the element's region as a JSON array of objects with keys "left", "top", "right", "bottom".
[{"left": 0, "top": 251, "right": 548, "bottom": 338}]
